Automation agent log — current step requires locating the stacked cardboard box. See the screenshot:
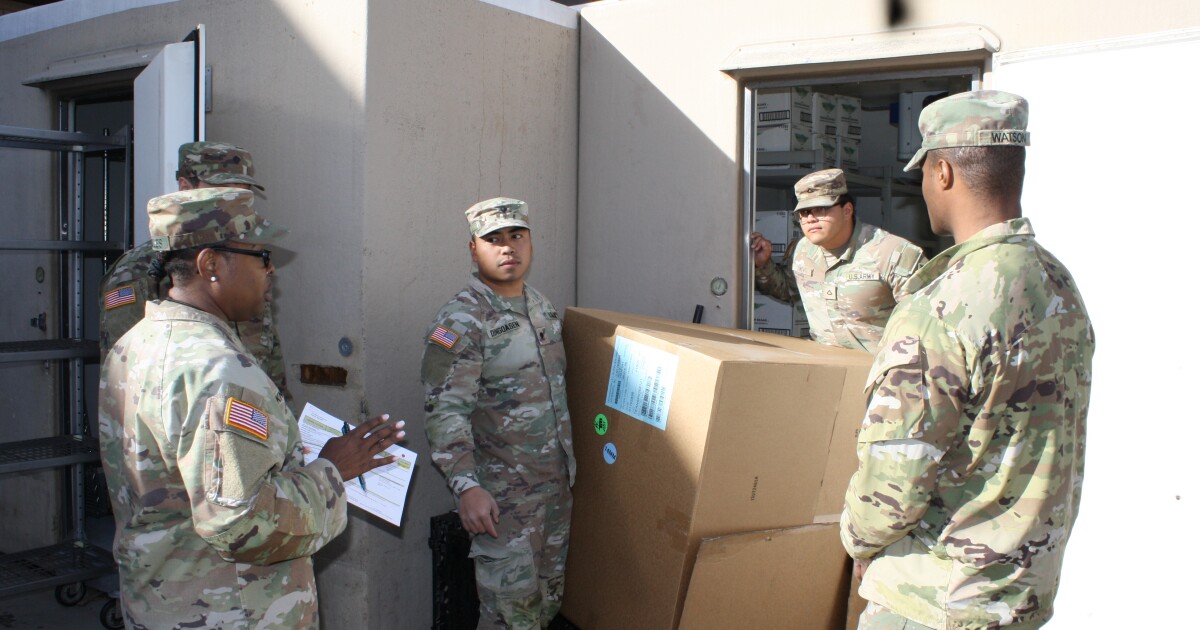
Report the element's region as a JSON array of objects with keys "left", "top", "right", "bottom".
[
  {"left": 560, "top": 308, "right": 871, "bottom": 630},
  {"left": 753, "top": 193, "right": 803, "bottom": 336},
  {"left": 755, "top": 88, "right": 862, "bottom": 170}
]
